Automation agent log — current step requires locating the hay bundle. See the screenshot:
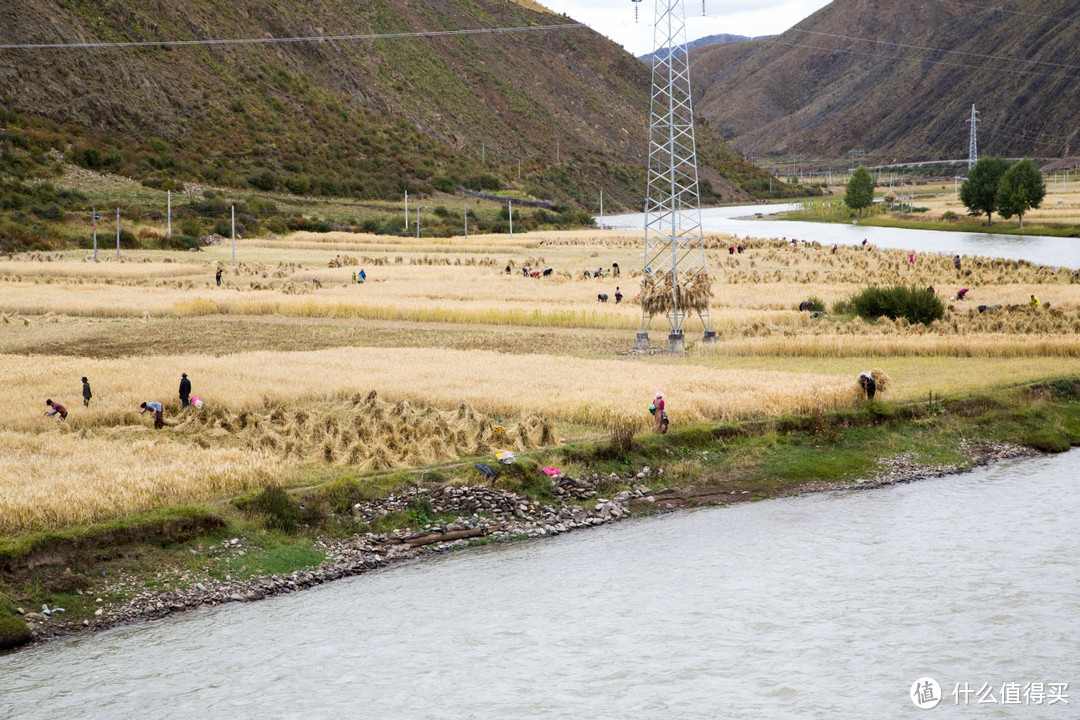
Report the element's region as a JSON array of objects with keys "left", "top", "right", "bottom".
[
  {"left": 640, "top": 270, "right": 711, "bottom": 315},
  {"left": 870, "top": 368, "right": 892, "bottom": 395},
  {"left": 345, "top": 442, "right": 367, "bottom": 466},
  {"left": 366, "top": 442, "right": 395, "bottom": 471}
]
